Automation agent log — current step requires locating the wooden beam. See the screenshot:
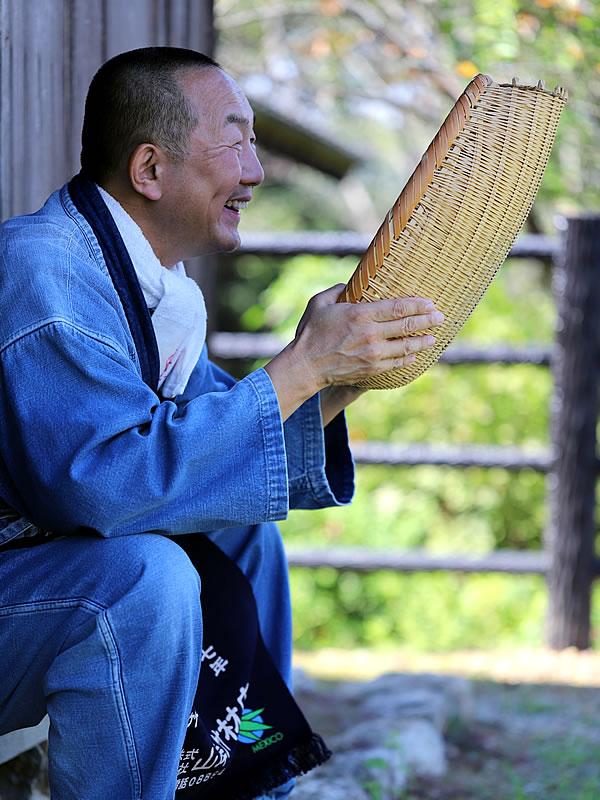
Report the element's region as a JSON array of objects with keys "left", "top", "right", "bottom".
[
  {"left": 285, "top": 547, "right": 552, "bottom": 575},
  {"left": 232, "top": 231, "right": 558, "bottom": 260},
  {"left": 251, "top": 99, "right": 363, "bottom": 180},
  {"left": 208, "top": 331, "right": 554, "bottom": 368},
  {"left": 350, "top": 441, "right": 553, "bottom": 472}
]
